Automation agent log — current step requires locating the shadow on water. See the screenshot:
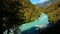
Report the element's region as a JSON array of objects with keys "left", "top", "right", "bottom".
[
  {"left": 21, "top": 27, "right": 40, "bottom": 34},
  {"left": 17, "top": 12, "right": 52, "bottom": 34},
  {"left": 21, "top": 20, "right": 60, "bottom": 34},
  {"left": 19, "top": 12, "right": 49, "bottom": 31},
  {"left": 40, "top": 20, "right": 60, "bottom": 34}
]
